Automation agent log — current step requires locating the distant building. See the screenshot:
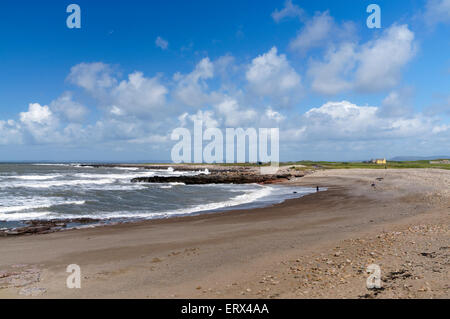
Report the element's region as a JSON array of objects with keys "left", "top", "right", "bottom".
[{"left": 371, "top": 158, "right": 387, "bottom": 165}]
